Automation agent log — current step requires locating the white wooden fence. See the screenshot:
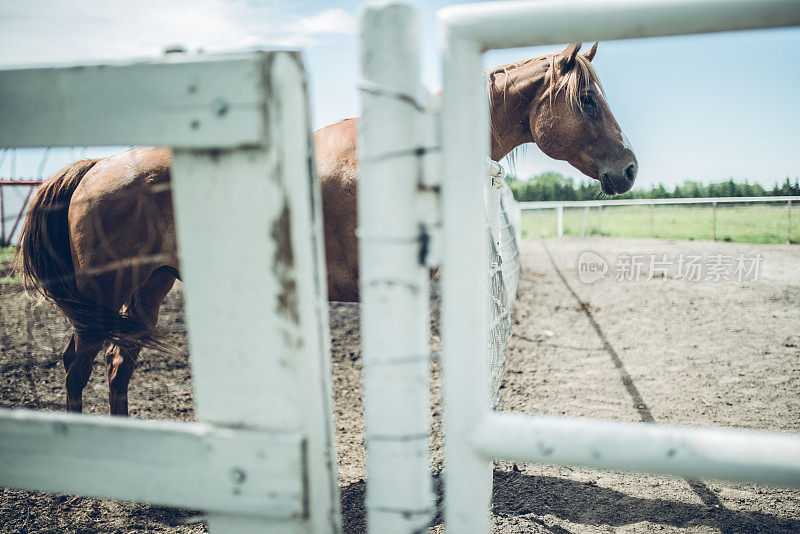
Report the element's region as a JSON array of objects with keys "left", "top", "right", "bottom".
[
  {"left": 0, "top": 52, "right": 340, "bottom": 533},
  {"left": 521, "top": 196, "right": 800, "bottom": 241}
]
